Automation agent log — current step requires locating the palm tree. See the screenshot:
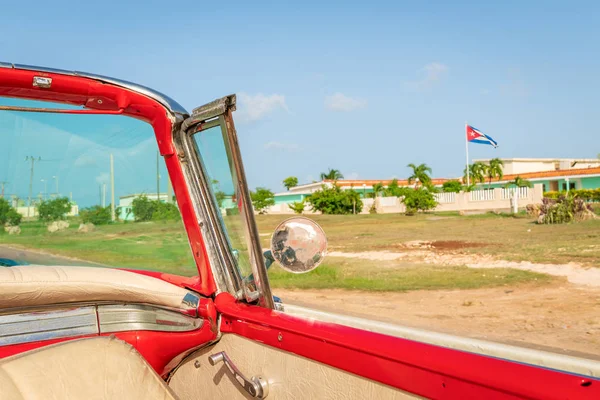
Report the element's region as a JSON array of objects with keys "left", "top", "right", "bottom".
[
  {"left": 368, "top": 182, "right": 385, "bottom": 198},
  {"left": 486, "top": 158, "right": 504, "bottom": 188},
  {"left": 504, "top": 176, "right": 532, "bottom": 188},
  {"left": 407, "top": 163, "right": 432, "bottom": 187},
  {"left": 463, "top": 162, "right": 486, "bottom": 185},
  {"left": 320, "top": 168, "right": 344, "bottom": 181}
]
